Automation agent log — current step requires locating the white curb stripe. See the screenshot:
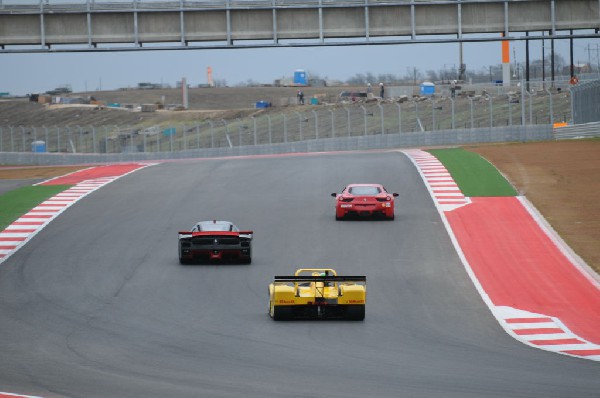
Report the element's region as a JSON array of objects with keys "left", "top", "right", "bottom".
[{"left": 0, "top": 163, "right": 155, "bottom": 266}]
